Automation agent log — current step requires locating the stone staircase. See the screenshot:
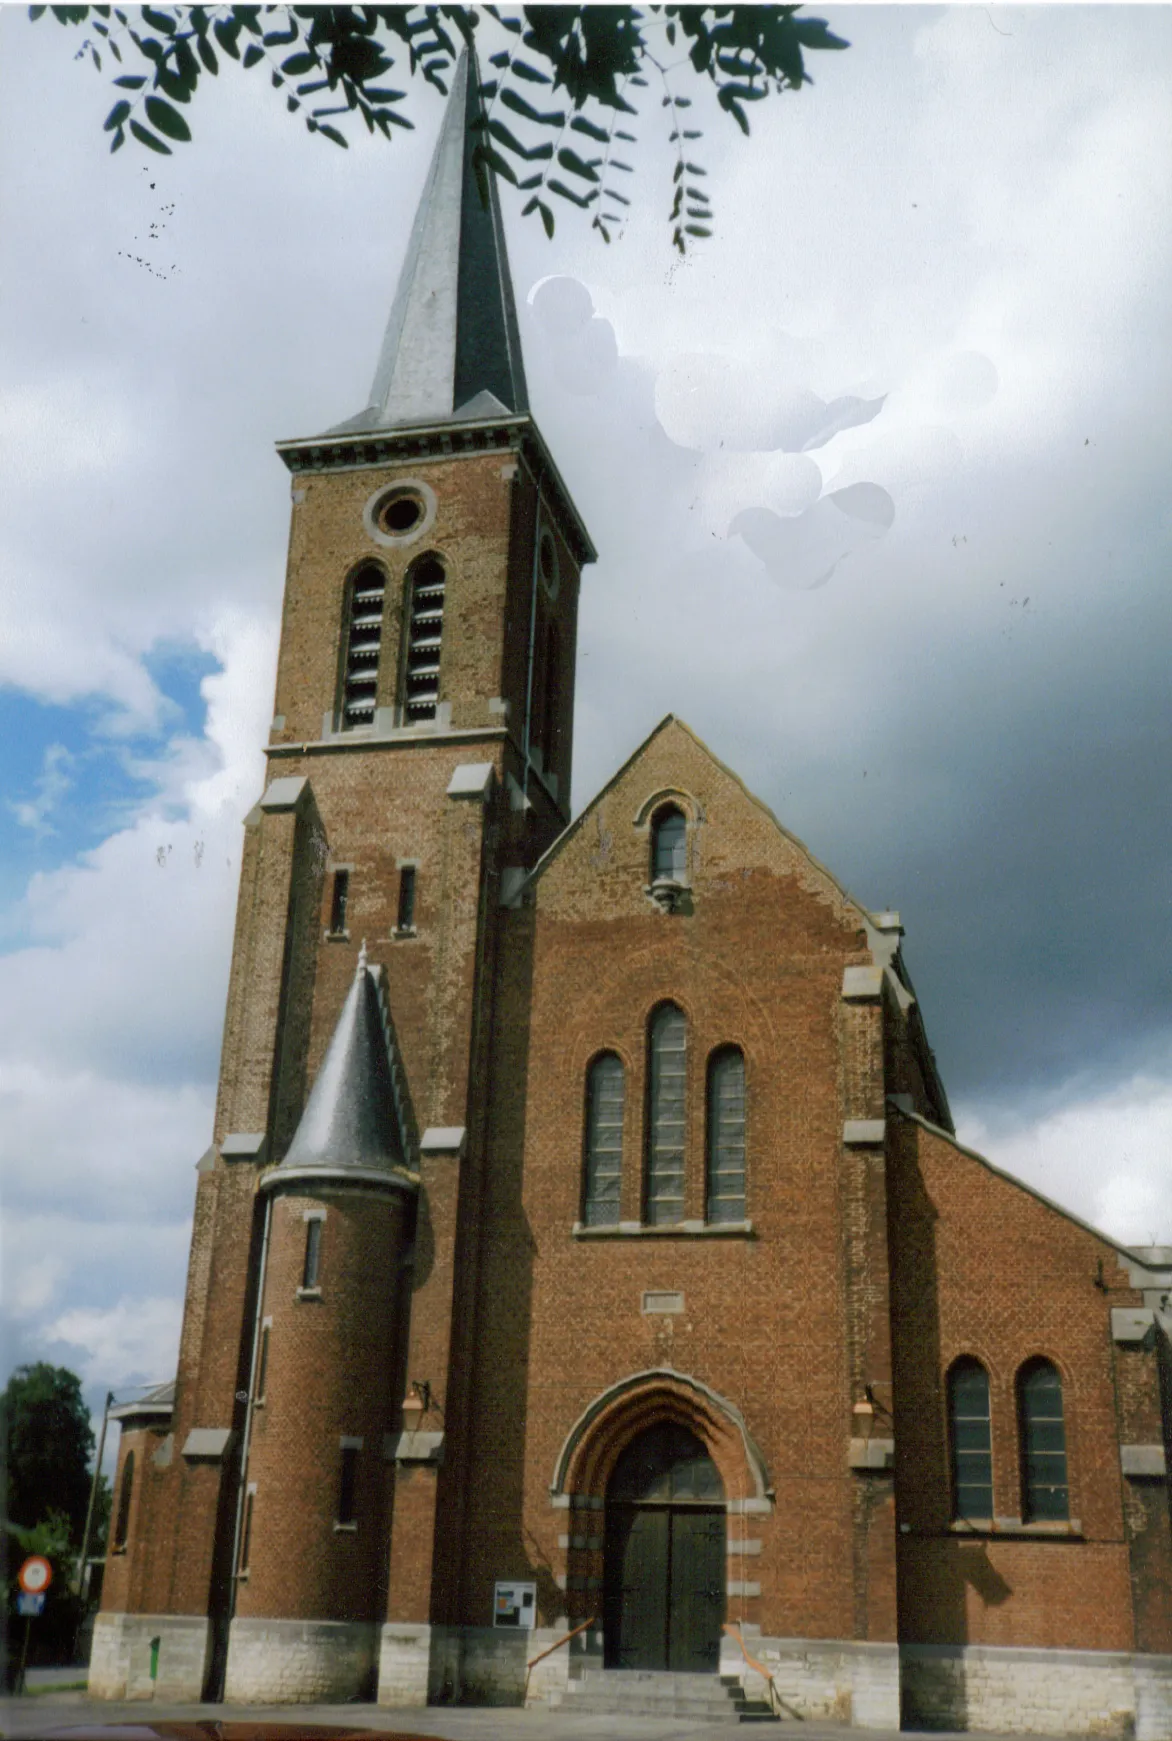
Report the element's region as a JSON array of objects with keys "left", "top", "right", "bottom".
[{"left": 561, "top": 1666, "right": 782, "bottom": 1721}]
